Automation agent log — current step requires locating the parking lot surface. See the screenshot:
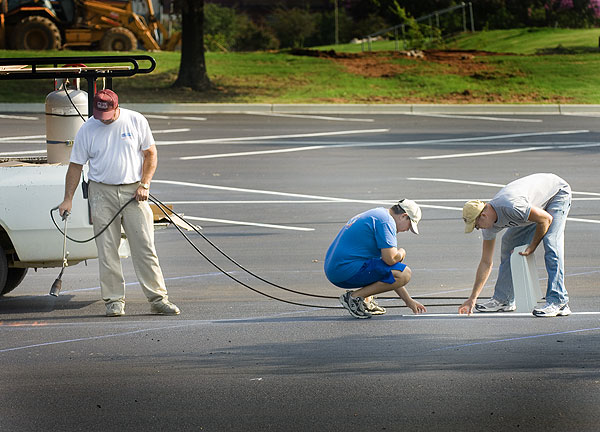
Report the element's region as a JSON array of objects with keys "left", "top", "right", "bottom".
[{"left": 1, "top": 111, "right": 599, "bottom": 431}]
